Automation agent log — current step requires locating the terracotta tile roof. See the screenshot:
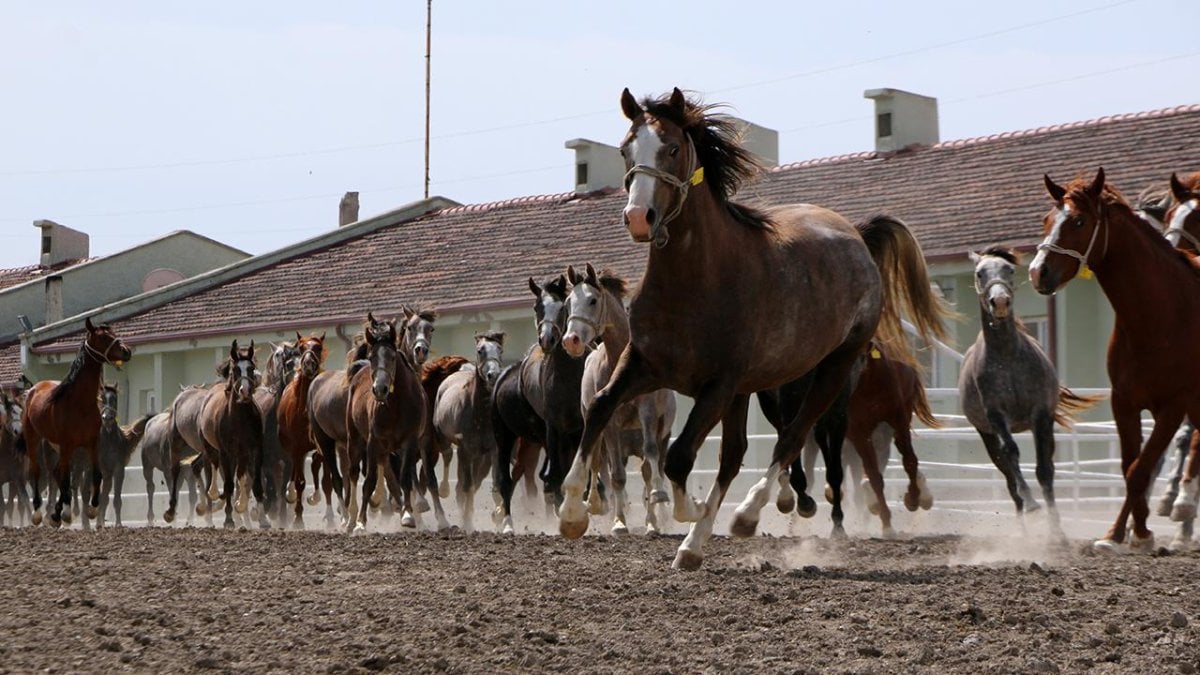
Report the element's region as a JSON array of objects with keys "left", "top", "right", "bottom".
[
  {"left": 0, "top": 258, "right": 93, "bottom": 292},
  {"left": 0, "top": 341, "right": 23, "bottom": 389},
  {"left": 25, "top": 103, "right": 1200, "bottom": 355}
]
